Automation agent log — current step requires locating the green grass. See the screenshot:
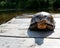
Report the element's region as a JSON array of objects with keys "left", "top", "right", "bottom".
[{"left": 0, "top": 11, "right": 24, "bottom": 24}]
